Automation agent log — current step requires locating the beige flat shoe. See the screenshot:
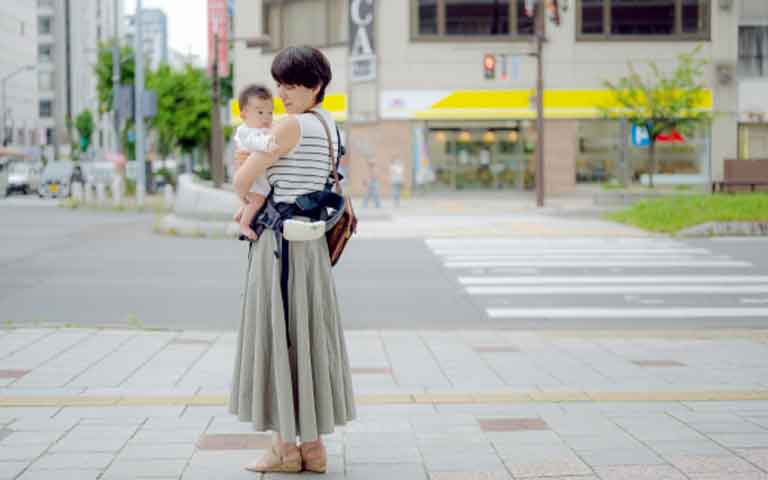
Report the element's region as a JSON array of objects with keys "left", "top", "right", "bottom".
[
  {"left": 300, "top": 442, "right": 327, "bottom": 473},
  {"left": 243, "top": 444, "right": 302, "bottom": 473}
]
